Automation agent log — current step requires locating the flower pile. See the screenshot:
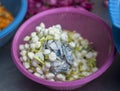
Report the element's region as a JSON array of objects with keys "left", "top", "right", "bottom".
[{"left": 19, "top": 23, "right": 98, "bottom": 81}]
